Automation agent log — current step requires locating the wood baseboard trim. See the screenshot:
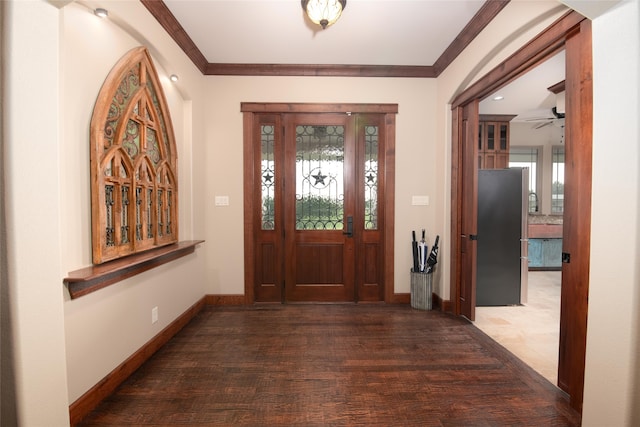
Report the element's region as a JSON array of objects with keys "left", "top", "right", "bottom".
[
  {"left": 205, "top": 294, "right": 411, "bottom": 305},
  {"left": 432, "top": 293, "right": 452, "bottom": 313},
  {"left": 68, "top": 297, "right": 206, "bottom": 426},
  {"left": 389, "top": 293, "right": 410, "bottom": 304},
  {"left": 205, "top": 294, "right": 246, "bottom": 305}
]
